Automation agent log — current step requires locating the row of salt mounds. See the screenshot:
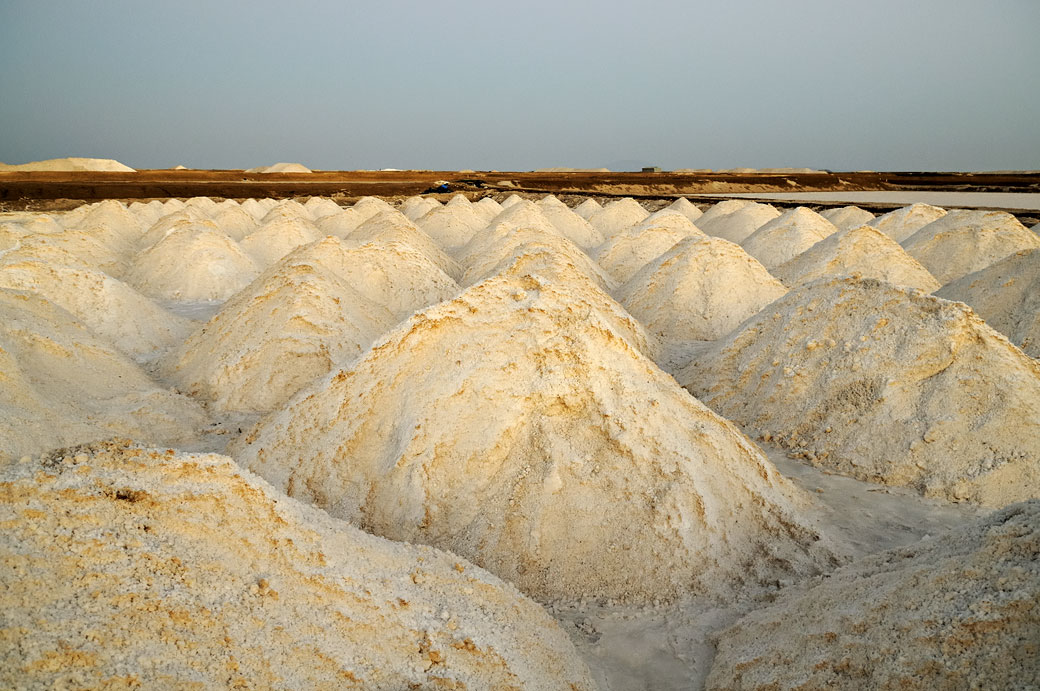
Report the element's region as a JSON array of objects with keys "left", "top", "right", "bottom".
[
  {"left": 697, "top": 200, "right": 781, "bottom": 244},
  {"left": 617, "top": 236, "right": 787, "bottom": 345},
  {"left": 593, "top": 209, "right": 706, "bottom": 284},
  {"left": 400, "top": 194, "right": 442, "bottom": 221},
  {"left": 414, "top": 196, "right": 489, "bottom": 252},
  {"left": 678, "top": 277, "right": 1040, "bottom": 506},
  {"left": 937, "top": 248, "right": 1040, "bottom": 357},
  {"left": 586, "top": 197, "right": 649, "bottom": 239},
  {"left": 0, "top": 291, "right": 207, "bottom": 461},
  {"left": 867, "top": 202, "right": 947, "bottom": 242},
  {"left": 244, "top": 162, "right": 312, "bottom": 173},
  {"left": 0, "top": 157, "right": 134, "bottom": 172},
  {"left": 231, "top": 252, "right": 840, "bottom": 604},
  {"left": 819, "top": 204, "right": 874, "bottom": 230},
  {"left": 0, "top": 259, "right": 193, "bottom": 359},
  {"left": 707, "top": 500, "right": 1039, "bottom": 690},
  {"left": 0, "top": 441, "right": 594, "bottom": 690},
  {"left": 162, "top": 237, "right": 457, "bottom": 414},
  {"left": 536, "top": 195, "right": 604, "bottom": 249},
  {"left": 740, "top": 207, "right": 839, "bottom": 269},
  {"left": 900, "top": 209, "right": 1040, "bottom": 285},
  {"left": 457, "top": 200, "right": 616, "bottom": 290},
  {"left": 772, "top": 223, "right": 941, "bottom": 292},
  {"left": 345, "top": 208, "right": 463, "bottom": 280}
]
